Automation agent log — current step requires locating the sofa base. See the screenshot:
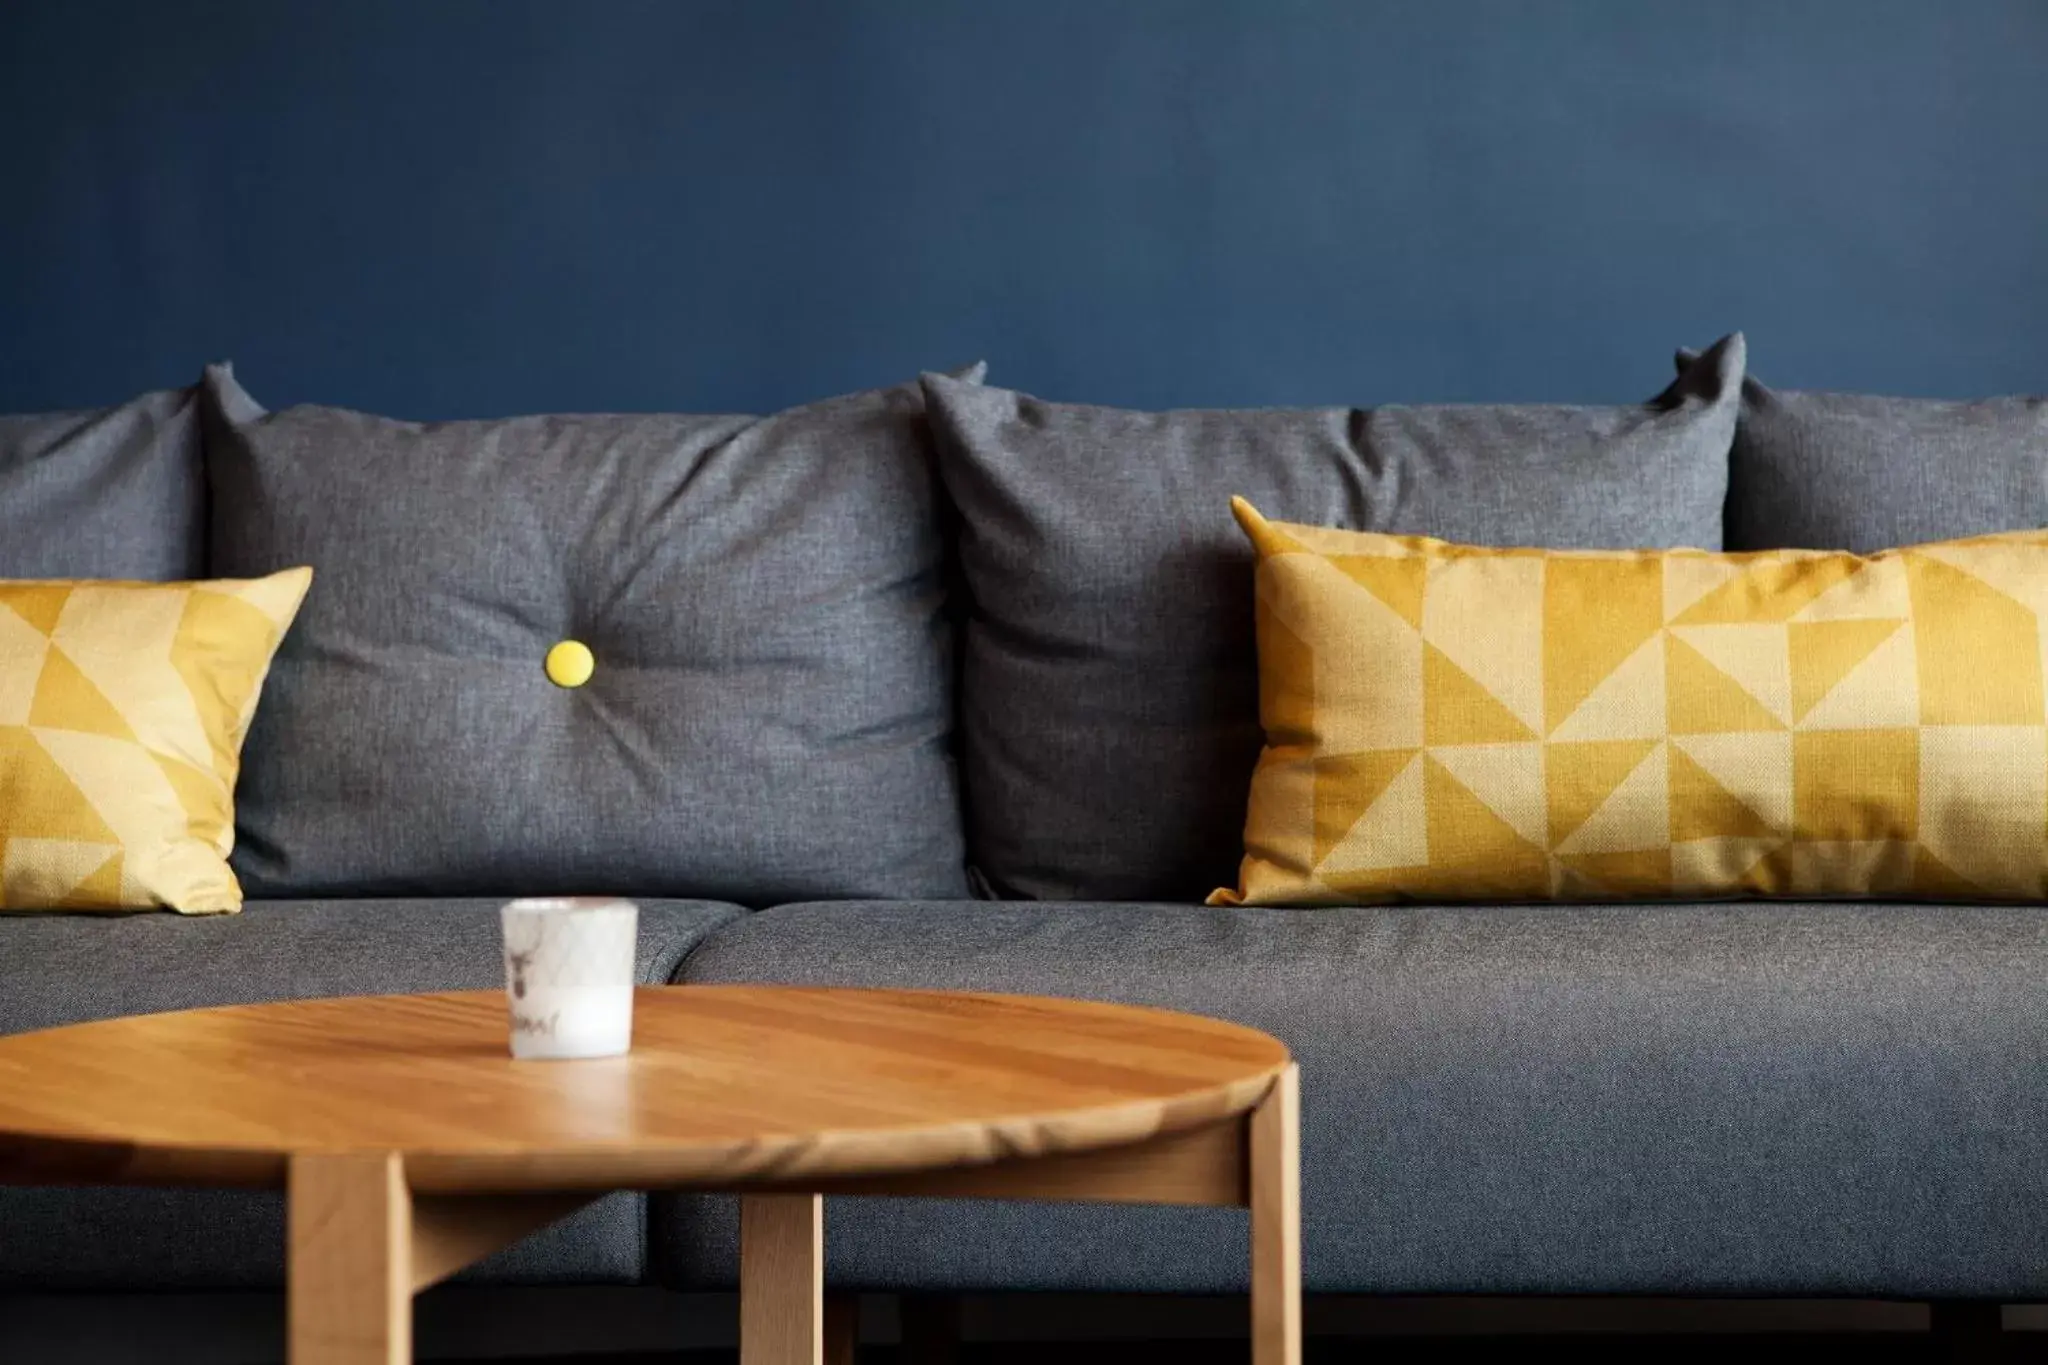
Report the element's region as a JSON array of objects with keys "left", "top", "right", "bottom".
[{"left": 3, "top": 1287, "right": 2038, "bottom": 1364}]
